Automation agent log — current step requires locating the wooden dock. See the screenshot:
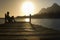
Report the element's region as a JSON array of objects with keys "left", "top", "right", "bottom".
[{"left": 0, "top": 22, "right": 60, "bottom": 40}]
